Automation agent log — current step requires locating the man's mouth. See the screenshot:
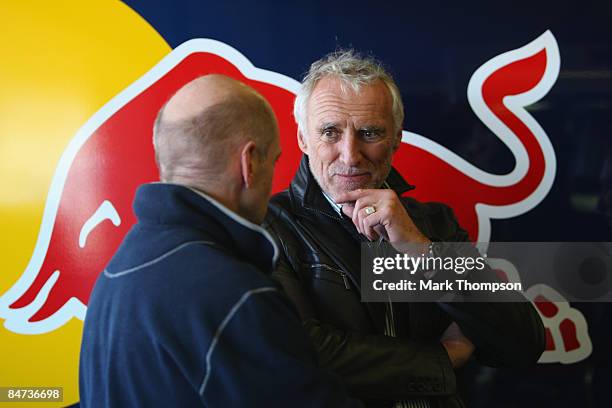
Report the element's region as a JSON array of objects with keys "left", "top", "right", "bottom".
[{"left": 335, "top": 172, "right": 370, "bottom": 181}]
